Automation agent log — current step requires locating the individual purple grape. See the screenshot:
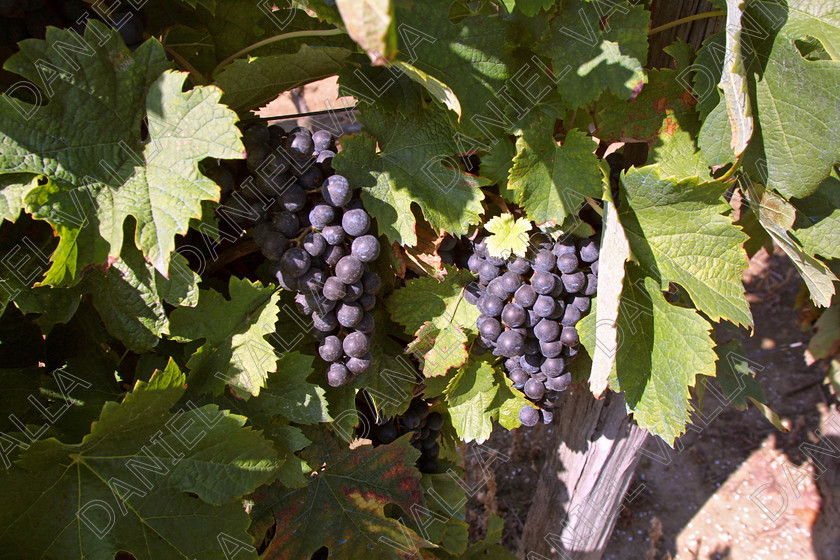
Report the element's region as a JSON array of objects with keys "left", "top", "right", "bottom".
[
  {"left": 571, "top": 296, "right": 591, "bottom": 314},
  {"left": 500, "top": 271, "right": 522, "bottom": 293},
  {"left": 579, "top": 238, "right": 599, "bottom": 262},
  {"left": 478, "top": 262, "right": 500, "bottom": 284},
  {"left": 556, "top": 252, "right": 579, "bottom": 274},
  {"left": 540, "top": 340, "right": 564, "bottom": 358},
  {"left": 289, "top": 132, "right": 314, "bottom": 158},
  {"left": 324, "top": 245, "right": 345, "bottom": 267},
  {"left": 321, "top": 225, "right": 345, "bottom": 245},
  {"left": 542, "top": 357, "right": 565, "bottom": 376},
  {"left": 271, "top": 210, "right": 299, "bottom": 237},
  {"left": 312, "top": 130, "right": 334, "bottom": 152},
  {"left": 468, "top": 254, "right": 484, "bottom": 273},
  {"left": 561, "top": 304, "right": 582, "bottom": 326},
  {"left": 487, "top": 277, "right": 508, "bottom": 299},
  {"left": 323, "top": 276, "right": 347, "bottom": 301},
  {"left": 583, "top": 273, "right": 598, "bottom": 296},
  {"left": 279, "top": 247, "right": 310, "bottom": 278},
  {"left": 477, "top": 295, "right": 504, "bottom": 317},
  {"left": 355, "top": 312, "right": 375, "bottom": 334},
  {"left": 560, "top": 326, "right": 579, "bottom": 347},
  {"left": 319, "top": 335, "right": 343, "bottom": 362},
  {"left": 309, "top": 204, "right": 335, "bottom": 230},
  {"left": 552, "top": 241, "right": 576, "bottom": 257},
  {"left": 509, "top": 258, "right": 531, "bottom": 275},
  {"left": 534, "top": 318, "right": 560, "bottom": 341},
  {"left": 562, "top": 271, "right": 586, "bottom": 293},
  {"left": 478, "top": 316, "right": 503, "bottom": 341},
  {"left": 336, "top": 302, "right": 363, "bottom": 327},
  {"left": 519, "top": 406, "right": 540, "bottom": 427},
  {"left": 322, "top": 175, "right": 352, "bottom": 207},
  {"left": 591, "top": 260, "right": 599, "bottom": 276},
  {"left": 347, "top": 353, "right": 372, "bottom": 375},
  {"left": 342, "top": 208, "right": 370, "bottom": 236},
  {"left": 510, "top": 368, "right": 528, "bottom": 388},
  {"left": 514, "top": 284, "right": 538, "bottom": 308},
  {"left": 464, "top": 282, "right": 482, "bottom": 305},
  {"left": 524, "top": 378, "right": 546, "bottom": 400},
  {"left": 312, "top": 310, "right": 338, "bottom": 332},
  {"left": 327, "top": 363, "right": 352, "bottom": 387},
  {"left": 546, "top": 373, "right": 571, "bottom": 392},
  {"left": 531, "top": 271, "right": 556, "bottom": 295},
  {"left": 343, "top": 281, "right": 364, "bottom": 302},
  {"left": 343, "top": 331, "right": 370, "bottom": 358},
  {"left": 303, "top": 232, "right": 326, "bottom": 256},
  {"left": 533, "top": 295, "right": 556, "bottom": 318},
  {"left": 335, "top": 256, "right": 364, "bottom": 284},
  {"left": 495, "top": 330, "right": 525, "bottom": 357},
  {"left": 351, "top": 235, "right": 380, "bottom": 262},
  {"left": 532, "top": 249, "right": 556, "bottom": 272},
  {"left": 280, "top": 184, "right": 307, "bottom": 212},
  {"left": 520, "top": 353, "right": 542, "bottom": 374},
  {"left": 300, "top": 268, "right": 325, "bottom": 292},
  {"left": 501, "top": 303, "right": 526, "bottom": 328},
  {"left": 359, "top": 293, "right": 376, "bottom": 311}
]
